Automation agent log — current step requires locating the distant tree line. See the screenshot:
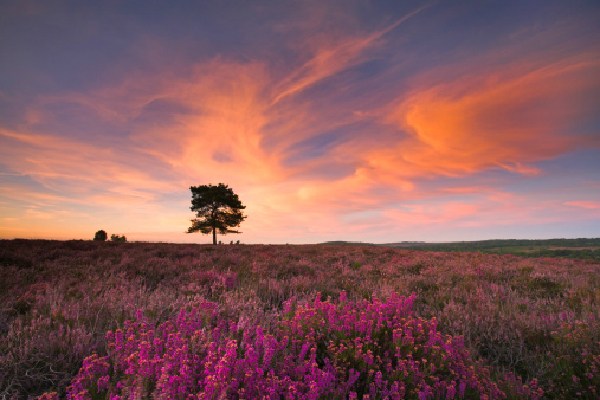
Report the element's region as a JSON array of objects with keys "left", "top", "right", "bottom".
[{"left": 94, "top": 230, "right": 127, "bottom": 242}]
